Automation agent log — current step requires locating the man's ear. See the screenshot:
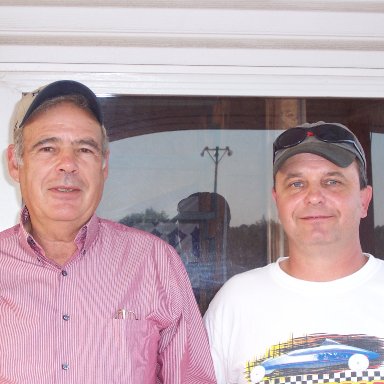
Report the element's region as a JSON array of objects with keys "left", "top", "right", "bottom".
[
  {"left": 102, "top": 150, "right": 110, "bottom": 180},
  {"left": 271, "top": 186, "right": 277, "bottom": 203},
  {"left": 360, "top": 185, "right": 373, "bottom": 219},
  {"left": 7, "top": 144, "right": 20, "bottom": 183}
]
